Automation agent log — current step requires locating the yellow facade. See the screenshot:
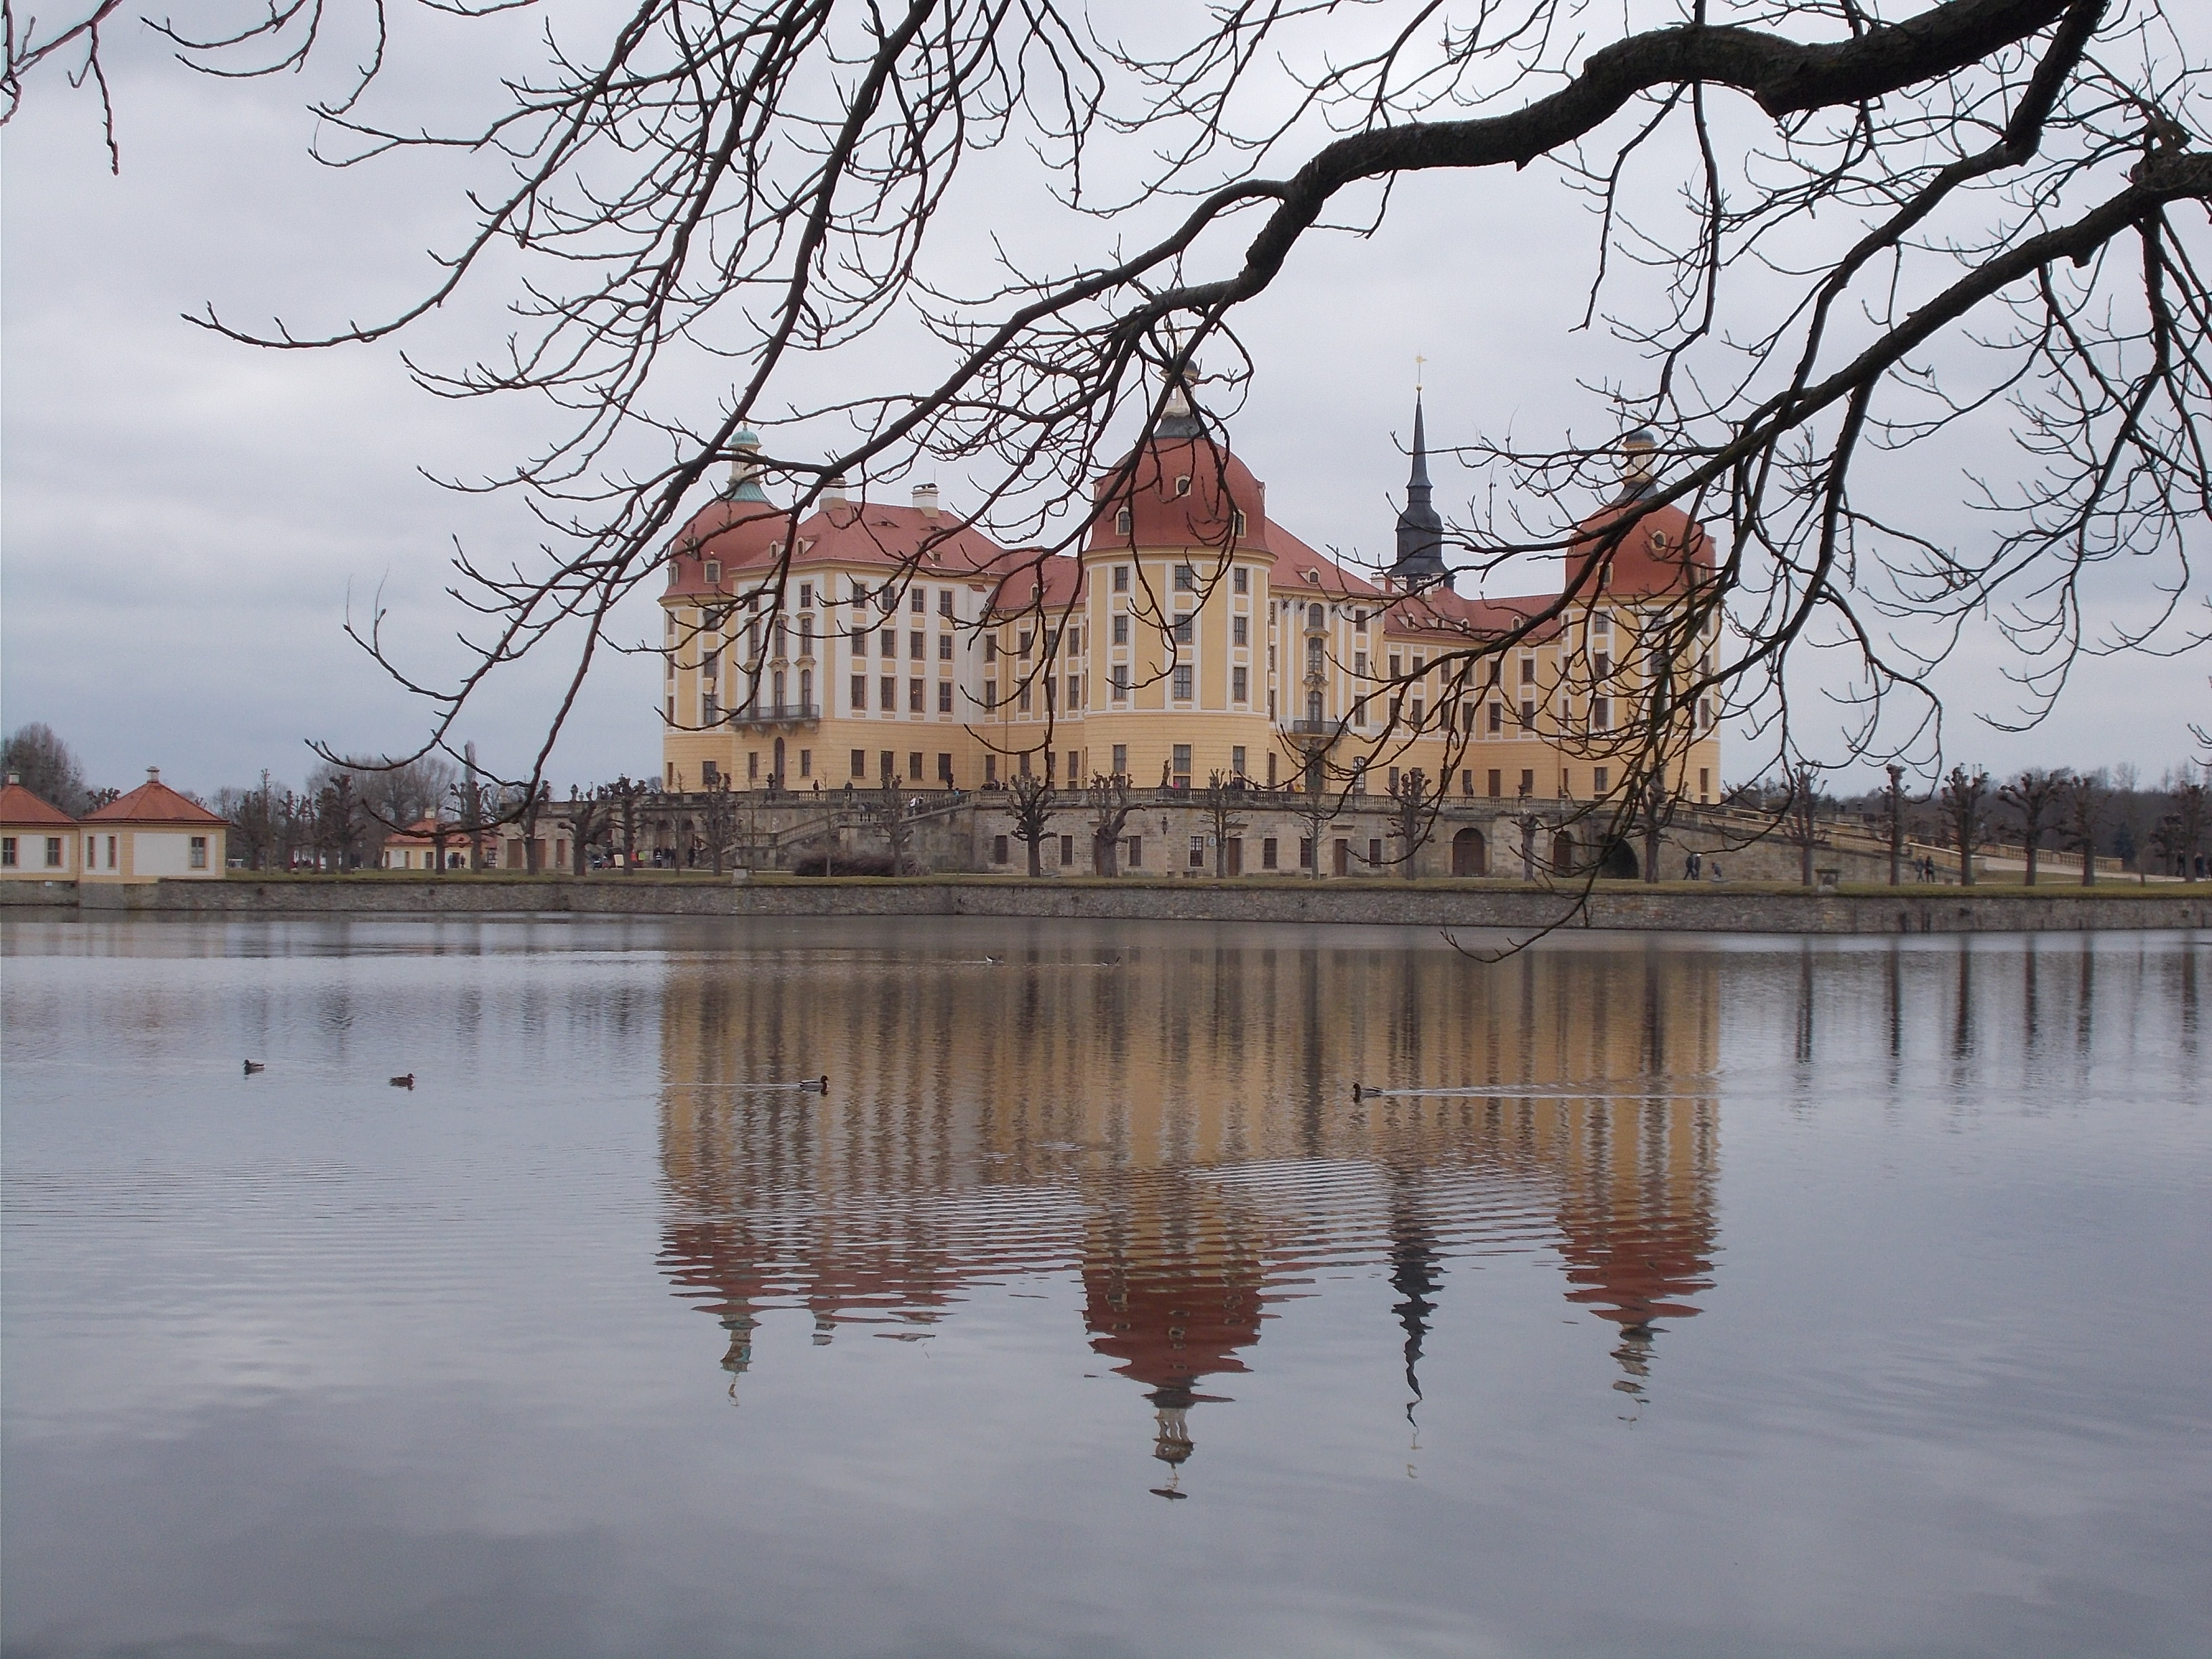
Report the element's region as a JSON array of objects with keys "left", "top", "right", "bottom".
[{"left": 659, "top": 453, "right": 1721, "bottom": 811}]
